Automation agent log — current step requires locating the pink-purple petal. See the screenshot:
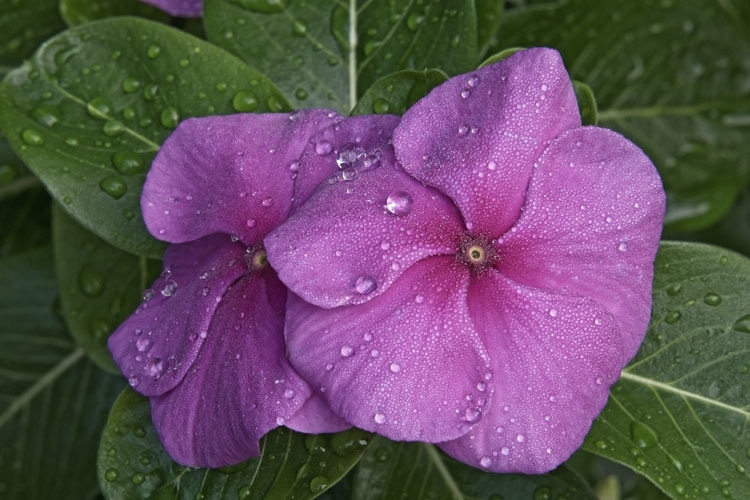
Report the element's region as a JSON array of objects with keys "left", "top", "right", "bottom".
[
  {"left": 142, "top": 110, "right": 340, "bottom": 246},
  {"left": 497, "top": 127, "right": 665, "bottom": 360},
  {"left": 440, "top": 270, "right": 623, "bottom": 474},
  {"left": 284, "top": 257, "right": 492, "bottom": 442},
  {"left": 140, "top": 0, "right": 202, "bottom": 17},
  {"left": 266, "top": 160, "right": 464, "bottom": 309},
  {"left": 108, "top": 234, "right": 247, "bottom": 397},
  {"left": 285, "top": 394, "right": 350, "bottom": 434},
  {"left": 292, "top": 114, "right": 401, "bottom": 211},
  {"left": 149, "top": 272, "right": 313, "bottom": 467},
  {"left": 393, "top": 48, "right": 581, "bottom": 237}
]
